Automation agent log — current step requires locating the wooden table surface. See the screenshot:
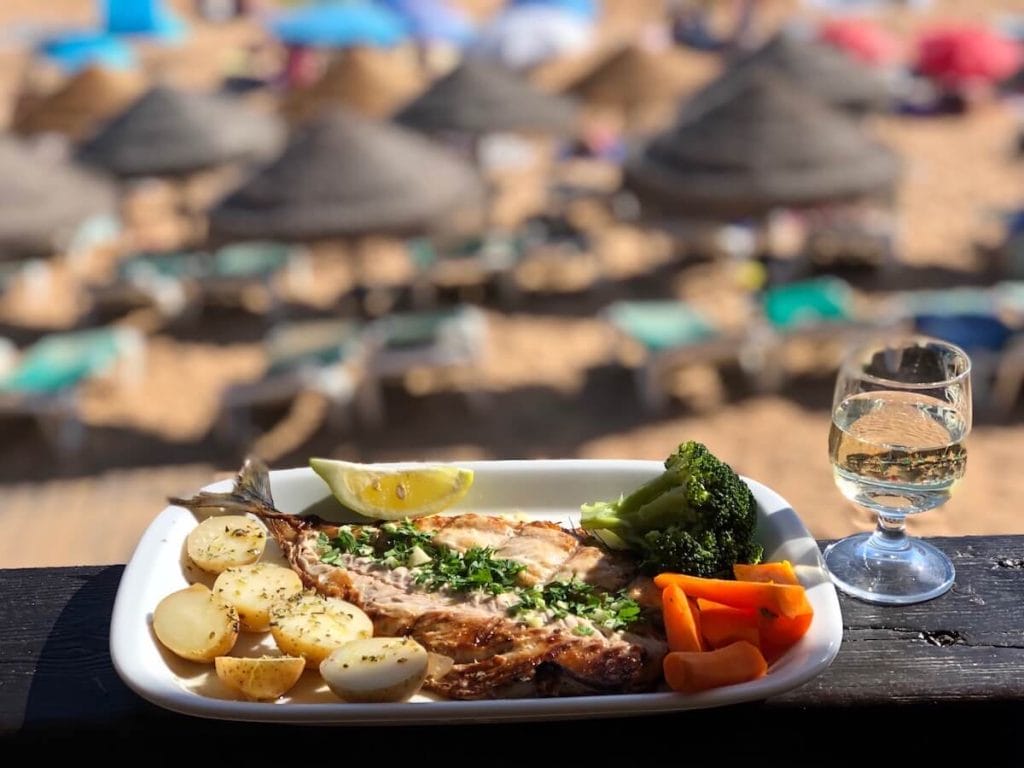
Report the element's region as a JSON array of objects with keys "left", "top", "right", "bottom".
[{"left": 3, "top": 535, "right": 1023, "bottom": 758}]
